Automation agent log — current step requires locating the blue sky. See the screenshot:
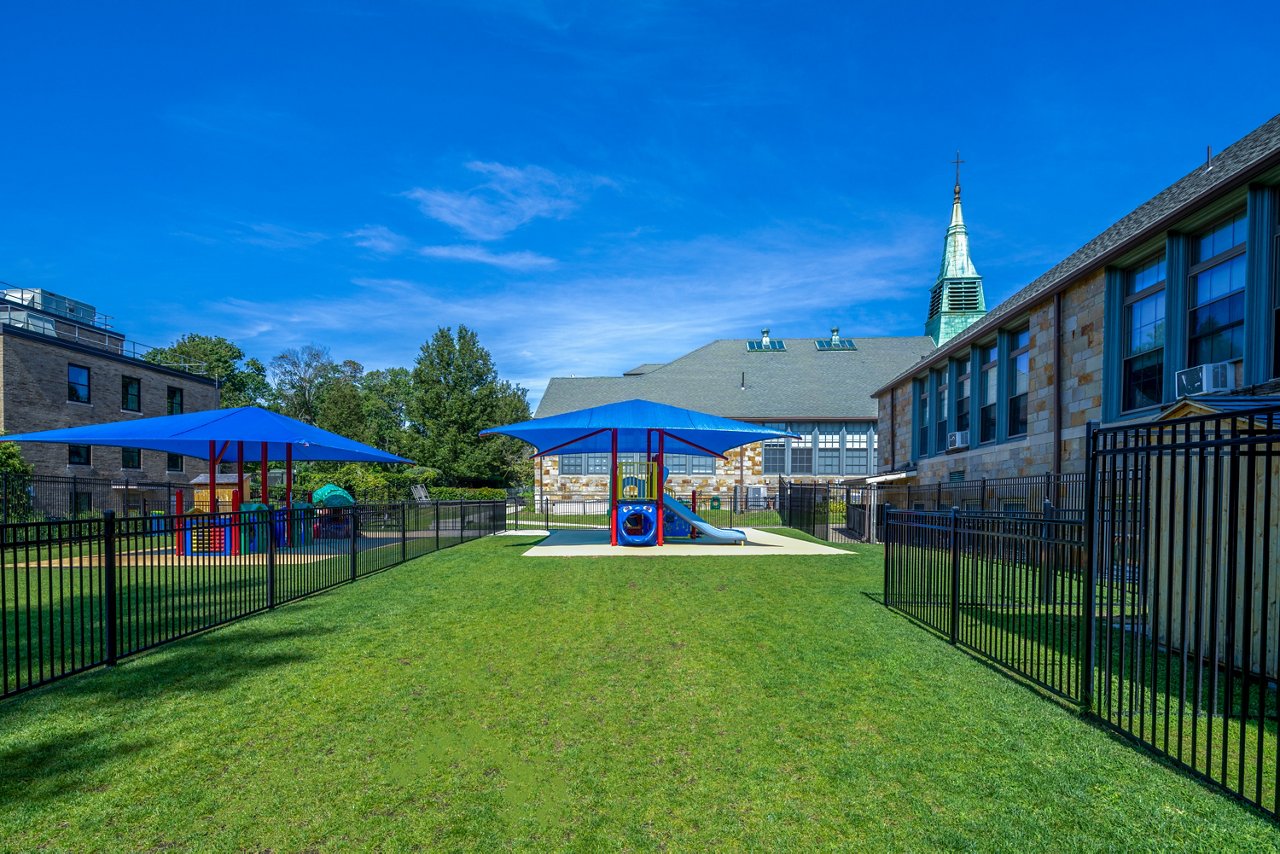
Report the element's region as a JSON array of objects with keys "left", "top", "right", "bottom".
[{"left": 2, "top": 2, "right": 1277, "bottom": 408}]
